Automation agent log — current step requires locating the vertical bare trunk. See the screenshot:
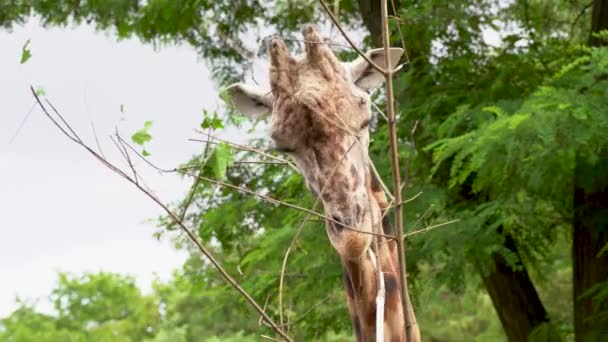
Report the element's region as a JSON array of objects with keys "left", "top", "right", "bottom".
[
  {"left": 356, "top": 0, "right": 400, "bottom": 47},
  {"left": 480, "top": 234, "right": 553, "bottom": 341}
]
